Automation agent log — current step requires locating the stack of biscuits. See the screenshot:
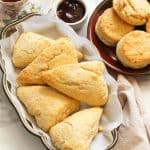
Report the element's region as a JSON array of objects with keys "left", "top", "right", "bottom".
[
  {"left": 12, "top": 32, "right": 109, "bottom": 150},
  {"left": 95, "top": 0, "right": 150, "bottom": 69}
]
